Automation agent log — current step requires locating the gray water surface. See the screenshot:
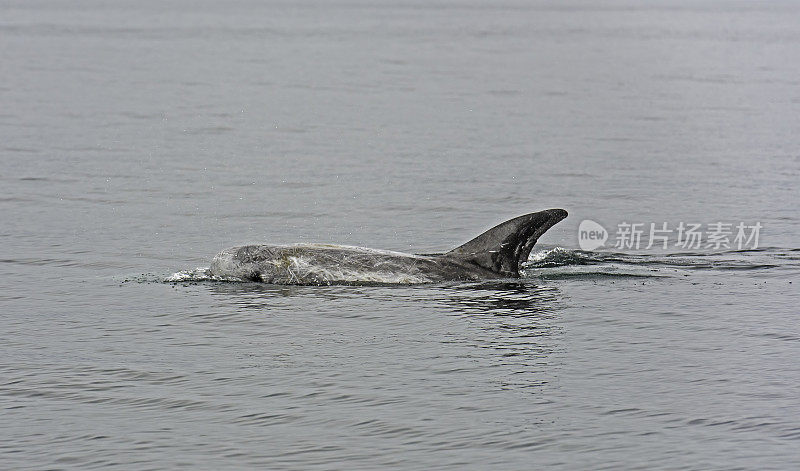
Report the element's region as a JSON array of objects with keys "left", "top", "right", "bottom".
[{"left": 2, "top": 1, "right": 799, "bottom": 469}]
